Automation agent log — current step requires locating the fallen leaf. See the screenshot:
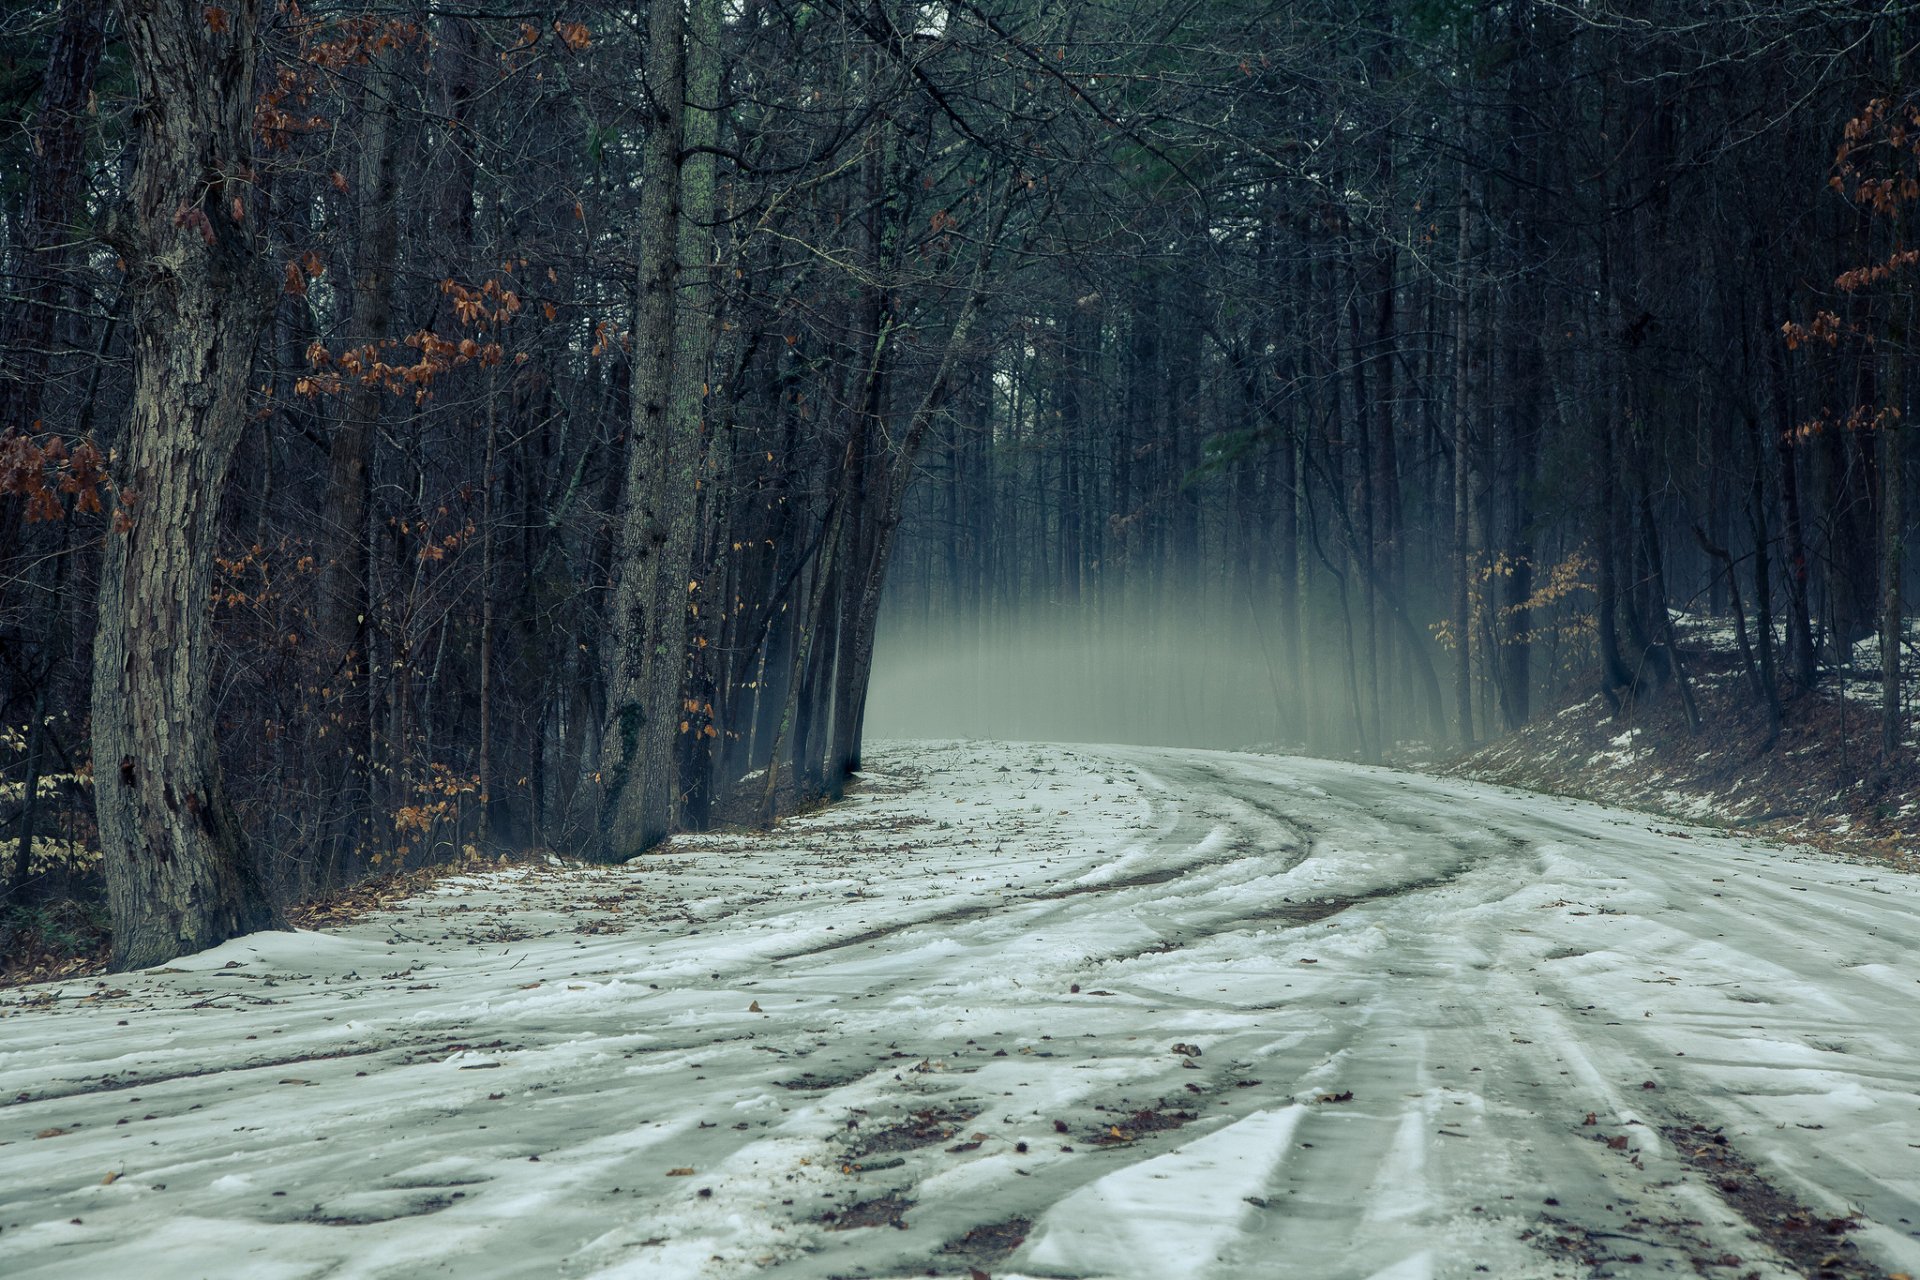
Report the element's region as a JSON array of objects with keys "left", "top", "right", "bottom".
[
  {"left": 666, "top": 1167, "right": 695, "bottom": 1177},
  {"left": 1606, "top": 1135, "right": 1629, "bottom": 1150},
  {"left": 101, "top": 1171, "right": 120, "bottom": 1185},
  {"left": 1582, "top": 1112, "right": 1598, "bottom": 1126},
  {"left": 35, "top": 1128, "right": 67, "bottom": 1139},
  {"left": 748, "top": 1000, "right": 763, "bottom": 1013}
]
